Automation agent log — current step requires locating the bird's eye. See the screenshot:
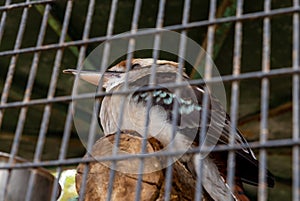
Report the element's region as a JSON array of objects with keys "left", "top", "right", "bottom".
[{"left": 131, "top": 63, "right": 141, "bottom": 69}]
